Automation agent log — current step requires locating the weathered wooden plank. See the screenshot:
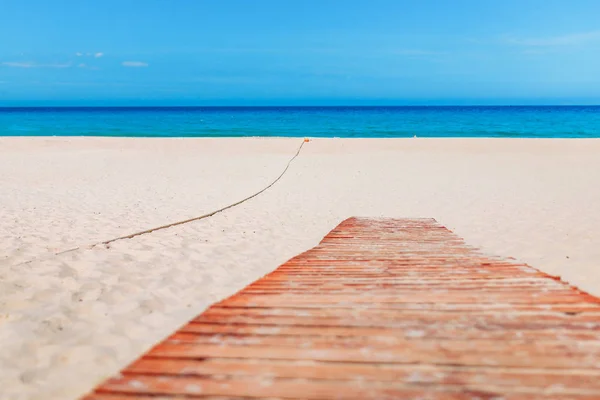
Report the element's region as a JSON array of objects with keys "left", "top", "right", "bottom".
[{"left": 82, "top": 217, "right": 600, "bottom": 400}]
